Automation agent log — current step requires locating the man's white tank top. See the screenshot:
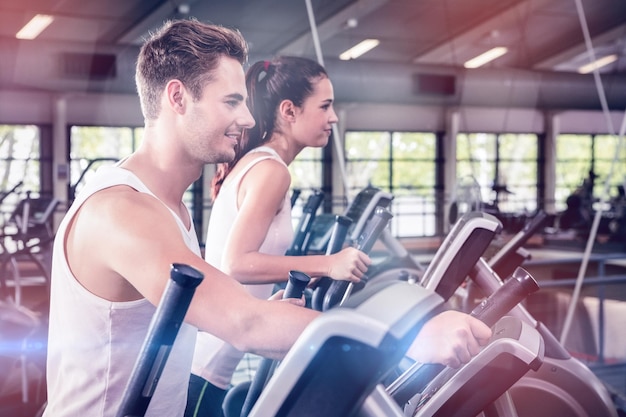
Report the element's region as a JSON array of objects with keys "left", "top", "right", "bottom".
[
  {"left": 192, "top": 146, "right": 294, "bottom": 388},
  {"left": 44, "top": 165, "right": 200, "bottom": 417}
]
